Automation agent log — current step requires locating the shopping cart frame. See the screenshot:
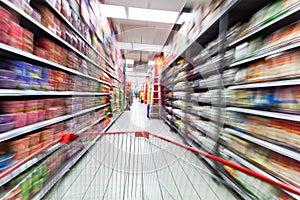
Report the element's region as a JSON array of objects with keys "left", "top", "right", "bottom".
[
  {"left": 78, "top": 131, "right": 300, "bottom": 196},
  {"left": 0, "top": 131, "right": 299, "bottom": 197}
]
